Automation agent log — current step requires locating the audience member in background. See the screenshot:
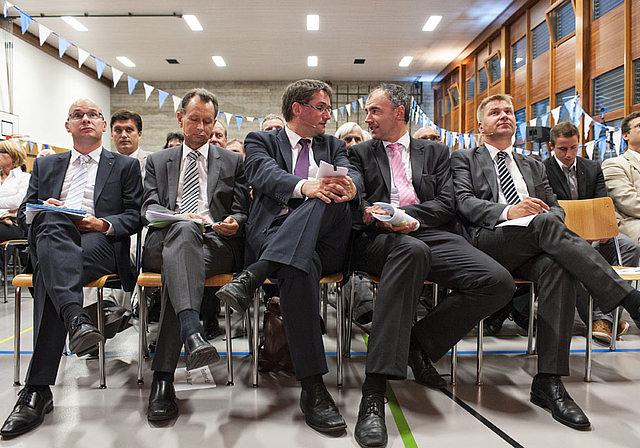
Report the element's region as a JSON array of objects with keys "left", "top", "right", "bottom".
[
  {"left": 111, "top": 110, "right": 150, "bottom": 178},
  {"left": 37, "top": 148, "right": 56, "bottom": 158},
  {"left": 226, "top": 139, "right": 245, "bottom": 159},
  {"left": 261, "top": 114, "right": 285, "bottom": 131},
  {"left": 335, "top": 122, "right": 366, "bottom": 151},
  {"left": 164, "top": 132, "right": 183, "bottom": 148},
  {"left": 362, "top": 129, "right": 372, "bottom": 141},
  {"left": 209, "top": 120, "right": 227, "bottom": 148},
  {"left": 413, "top": 125, "right": 441, "bottom": 142}
]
